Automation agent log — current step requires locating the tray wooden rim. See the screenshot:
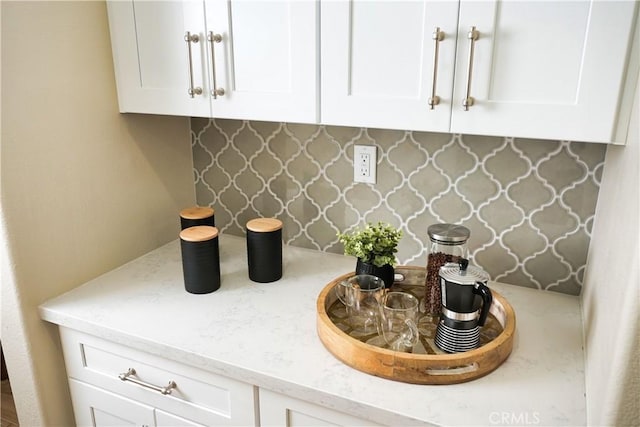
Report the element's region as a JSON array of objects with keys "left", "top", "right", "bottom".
[{"left": 316, "top": 267, "right": 516, "bottom": 384}]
